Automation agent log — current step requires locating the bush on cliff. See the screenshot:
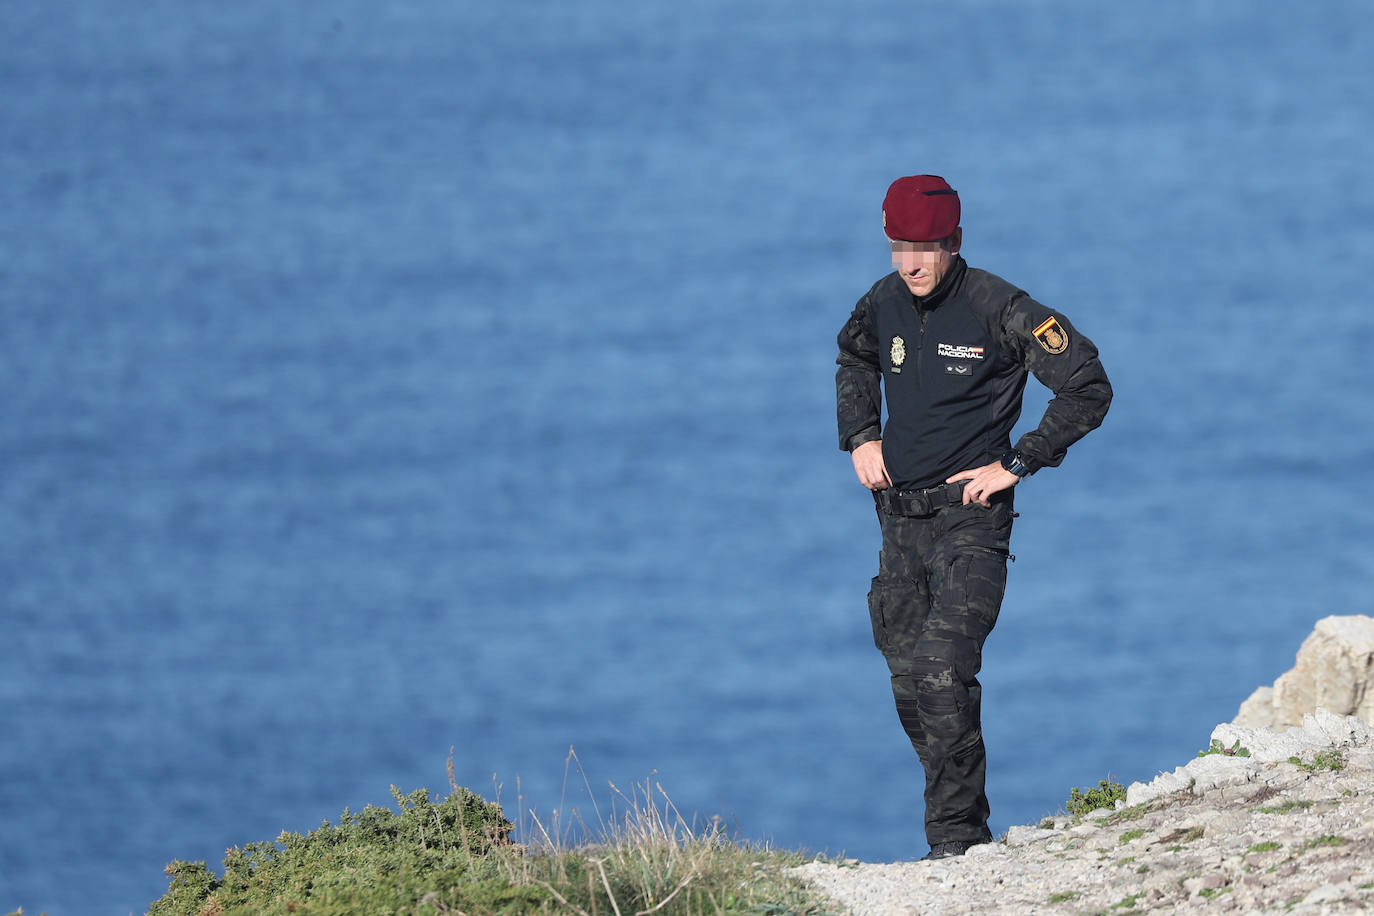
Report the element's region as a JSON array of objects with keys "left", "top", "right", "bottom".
[
  {"left": 147, "top": 778, "right": 828, "bottom": 915},
  {"left": 1065, "top": 778, "right": 1127, "bottom": 817},
  {"left": 148, "top": 785, "right": 541, "bottom": 915}
]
